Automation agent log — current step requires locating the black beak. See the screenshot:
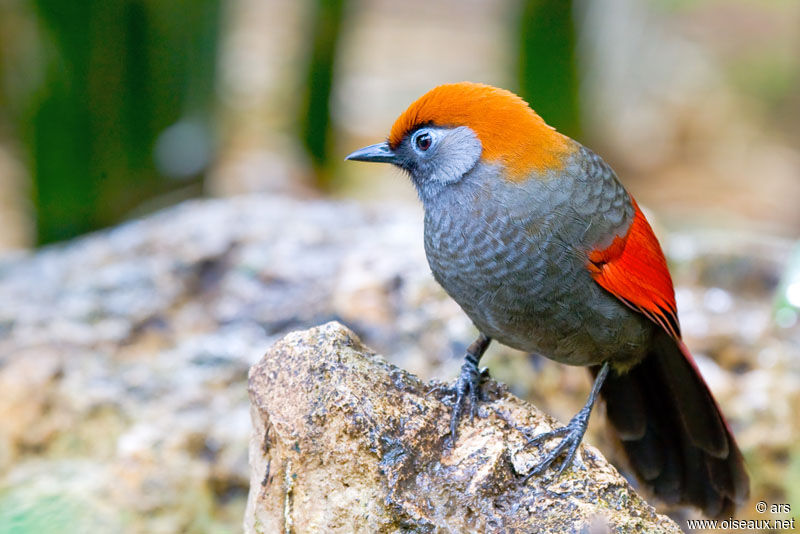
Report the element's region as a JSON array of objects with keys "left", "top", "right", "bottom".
[{"left": 345, "top": 141, "right": 398, "bottom": 164}]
